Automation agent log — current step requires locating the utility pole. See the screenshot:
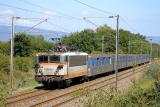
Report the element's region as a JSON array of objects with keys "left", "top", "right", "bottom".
[
  {"left": 108, "top": 15, "right": 120, "bottom": 91},
  {"left": 10, "top": 16, "right": 14, "bottom": 89},
  {"left": 158, "top": 48, "right": 160, "bottom": 58},
  {"left": 115, "top": 15, "right": 119, "bottom": 92},
  {"left": 128, "top": 40, "right": 130, "bottom": 54},
  {"left": 83, "top": 15, "right": 120, "bottom": 91},
  {"left": 150, "top": 39, "right": 152, "bottom": 61},
  {"left": 10, "top": 17, "right": 21, "bottom": 89},
  {"left": 157, "top": 47, "right": 158, "bottom": 58},
  {"left": 102, "top": 36, "right": 104, "bottom": 54},
  {"left": 9, "top": 17, "right": 46, "bottom": 89},
  {"left": 140, "top": 41, "right": 142, "bottom": 54}
]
